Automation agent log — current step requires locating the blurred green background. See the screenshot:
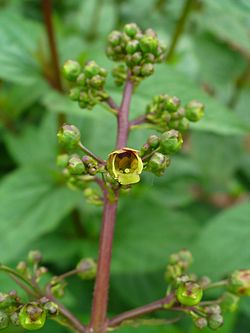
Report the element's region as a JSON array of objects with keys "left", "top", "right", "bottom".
[{"left": 0, "top": 0, "right": 250, "bottom": 332}]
